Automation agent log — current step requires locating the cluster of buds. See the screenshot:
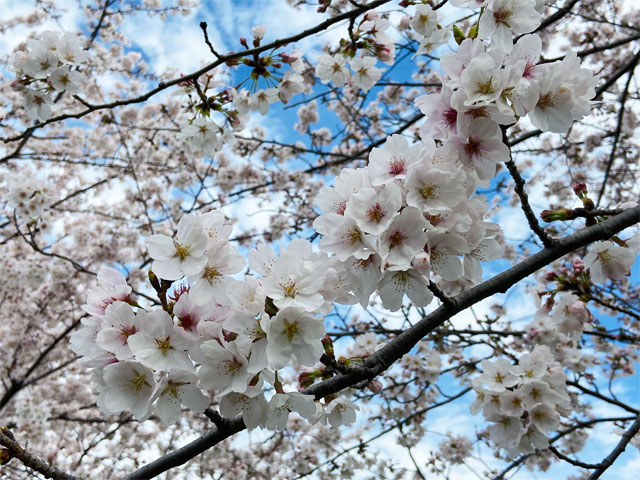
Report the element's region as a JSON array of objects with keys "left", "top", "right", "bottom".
[
  {"left": 540, "top": 258, "right": 591, "bottom": 308},
  {"left": 540, "top": 183, "right": 595, "bottom": 225}
]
